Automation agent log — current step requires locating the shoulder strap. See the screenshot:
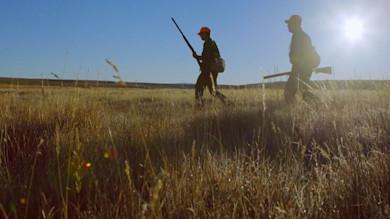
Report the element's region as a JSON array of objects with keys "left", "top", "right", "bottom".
[{"left": 212, "top": 40, "right": 221, "bottom": 58}]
